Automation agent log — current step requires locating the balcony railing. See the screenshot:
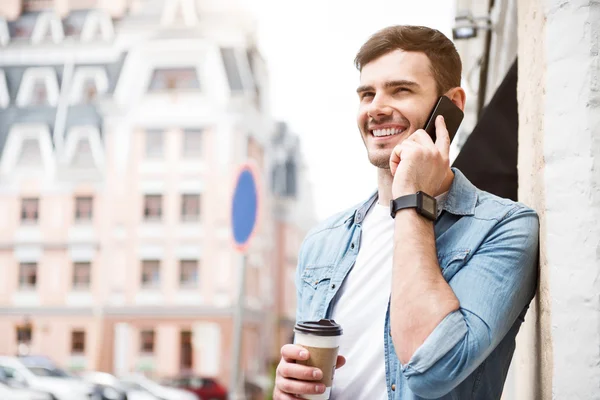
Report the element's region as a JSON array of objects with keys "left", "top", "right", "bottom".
[
  {"left": 23, "top": 0, "right": 105, "bottom": 12},
  {"left": 68, "top": 0, "right": 101, "bottom": 10},
  {"left": 22, "top": 0, "right": 55, "bottom": 12}
]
